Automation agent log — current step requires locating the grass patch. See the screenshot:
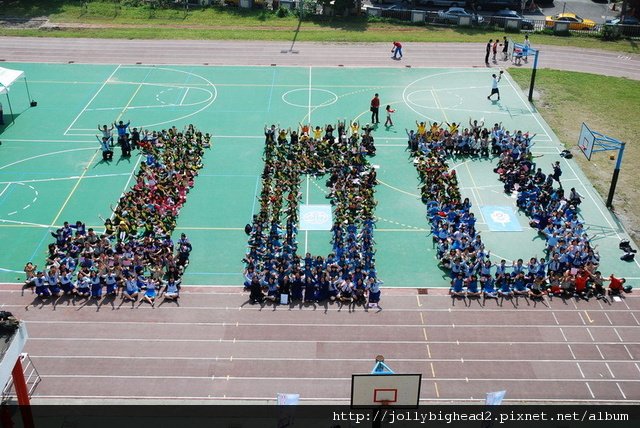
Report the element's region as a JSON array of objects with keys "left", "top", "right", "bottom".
[
  {"left": 0, "top": 1, "right": 638, "bottom": 53},
  {"left": 510, "top": 68, "right": 640, "bottom": 243},
  {"left": 0, "top": 24, "right": 639, "bottom": 52}
]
